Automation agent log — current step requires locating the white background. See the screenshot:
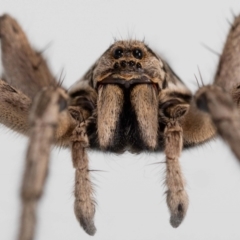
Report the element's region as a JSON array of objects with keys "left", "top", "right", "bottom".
[{"left": 1, "top": 0, "right": 240, "bottom": 240}]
